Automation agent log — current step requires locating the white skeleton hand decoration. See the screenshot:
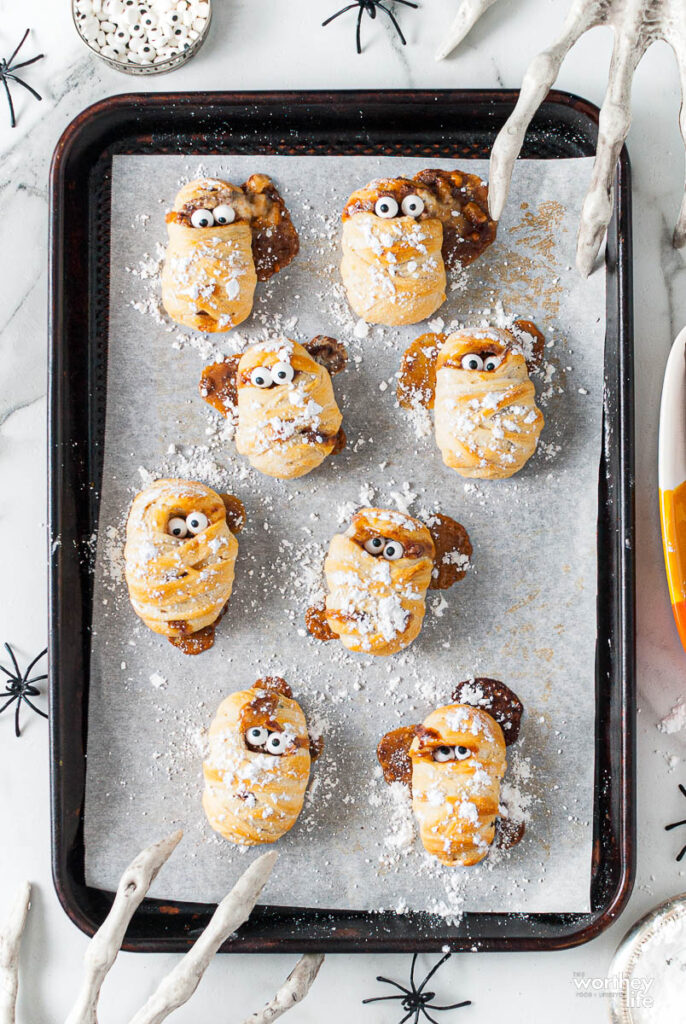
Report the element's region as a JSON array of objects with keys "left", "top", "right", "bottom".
[
  {"left": 437, "top": 0, "right": 686, "bottom": 276},
  {"left": 0, "top": 834, "right": 323, "bottom": 1024}
]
